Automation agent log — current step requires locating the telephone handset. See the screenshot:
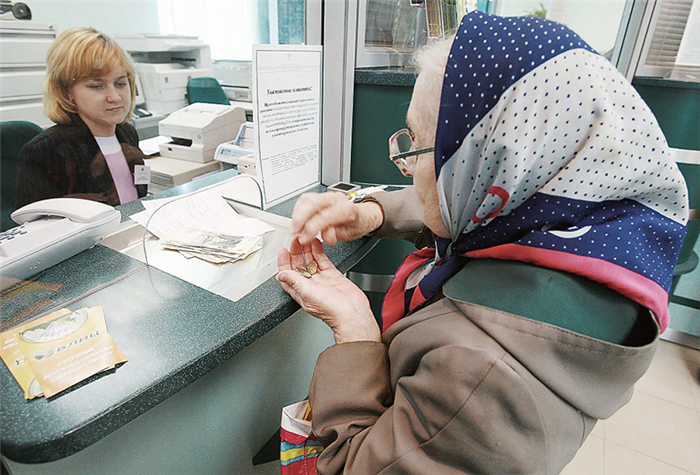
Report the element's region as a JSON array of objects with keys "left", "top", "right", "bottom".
[
  {"left": 0, "top": 198, "right": 121, "bottom": 285},
  {"left": 11, "top": 198, "right": 119, "bottom": 225}
]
